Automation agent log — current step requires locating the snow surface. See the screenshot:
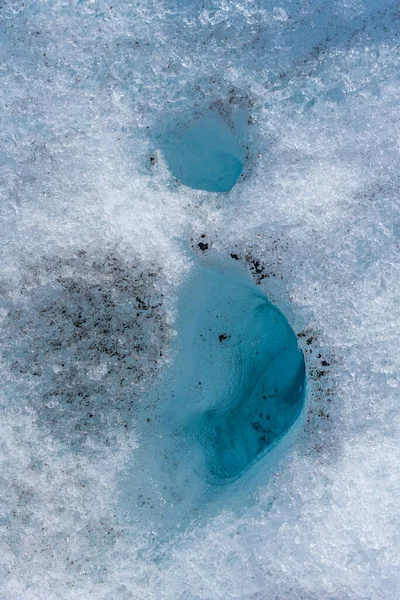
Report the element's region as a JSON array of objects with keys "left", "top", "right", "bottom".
[{"left": 0, "top": 0, "right": 399, "bottom": 598}]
